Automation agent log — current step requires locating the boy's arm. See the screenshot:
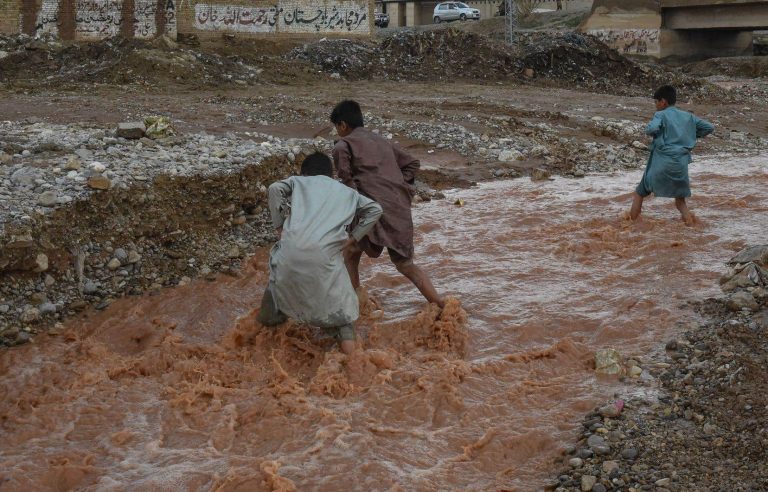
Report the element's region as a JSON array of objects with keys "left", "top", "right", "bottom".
[
  {"left": 332, "top": 141, "right": 356, "bottom": 189},
  {"left": 694, "top": 116, "right": 715, "bottom": 138},
  {"left": 349, "top": 194, "right": 383, "bottom": 242},
  {"left": 267, "top": 179, "right": 293, "bottom": 231},
  {"left": 645, "top": 112, "right": 663, "bottom": 137},
  {"left": 394, "top": 145, "right": 420, "bottom": 184}
]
